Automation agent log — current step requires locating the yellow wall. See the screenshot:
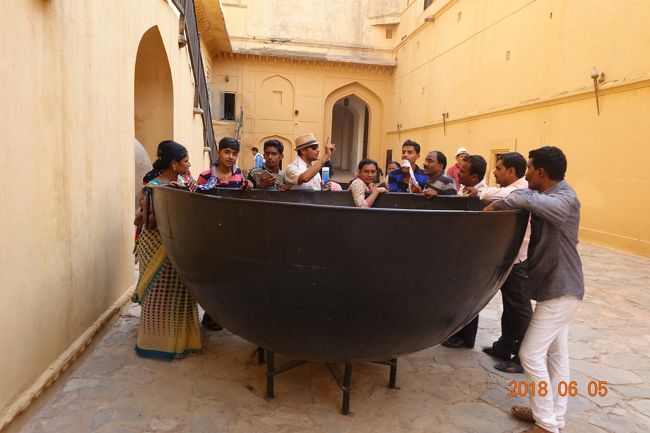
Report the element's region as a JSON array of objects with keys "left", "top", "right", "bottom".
[
  {"left": 386, "top": 0, "right": 650, "bottom": 256},
  {"left": 206, "top": 54, "right": 392, "bottom": 170},
  {"left": 0, "top": 0, "right": 207, "bottom": 421},
  {"left": 211, "top": 0, "right": 650, "bottom": 256},
  {"left": 2, "top": 0, "right": 649, "bottom": 423}
]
